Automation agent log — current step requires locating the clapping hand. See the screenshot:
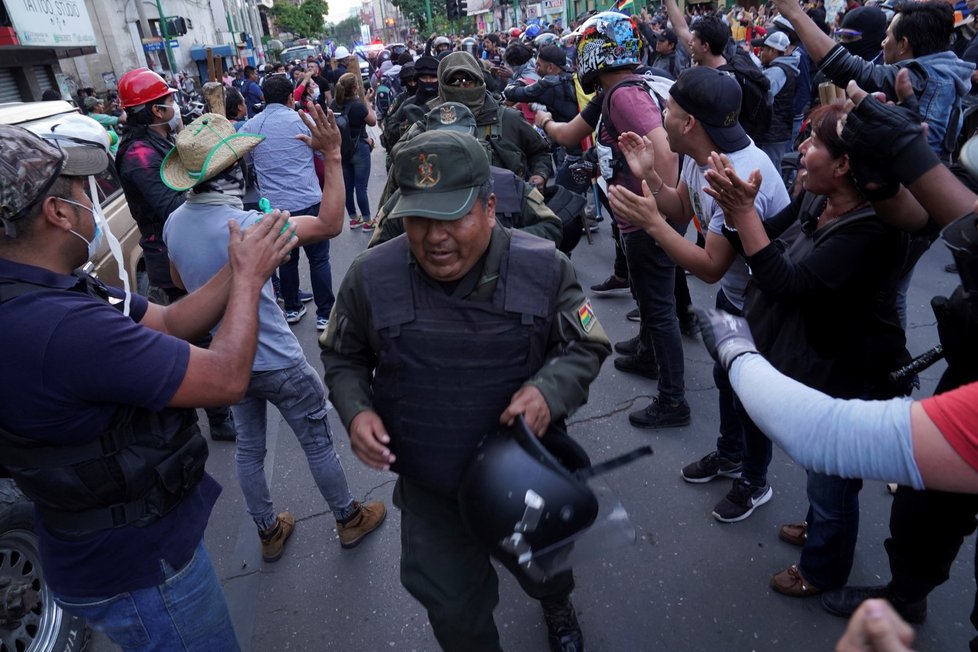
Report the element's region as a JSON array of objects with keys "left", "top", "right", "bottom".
[
  {"left": 608, "top": 179, "right": 664, "bottom": 232},
  {"left": 703, "top": 151, "right": 761, "bottom": 228},
  {"left": 618, "top": 132, "right": 656, "bottom": 184}
]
